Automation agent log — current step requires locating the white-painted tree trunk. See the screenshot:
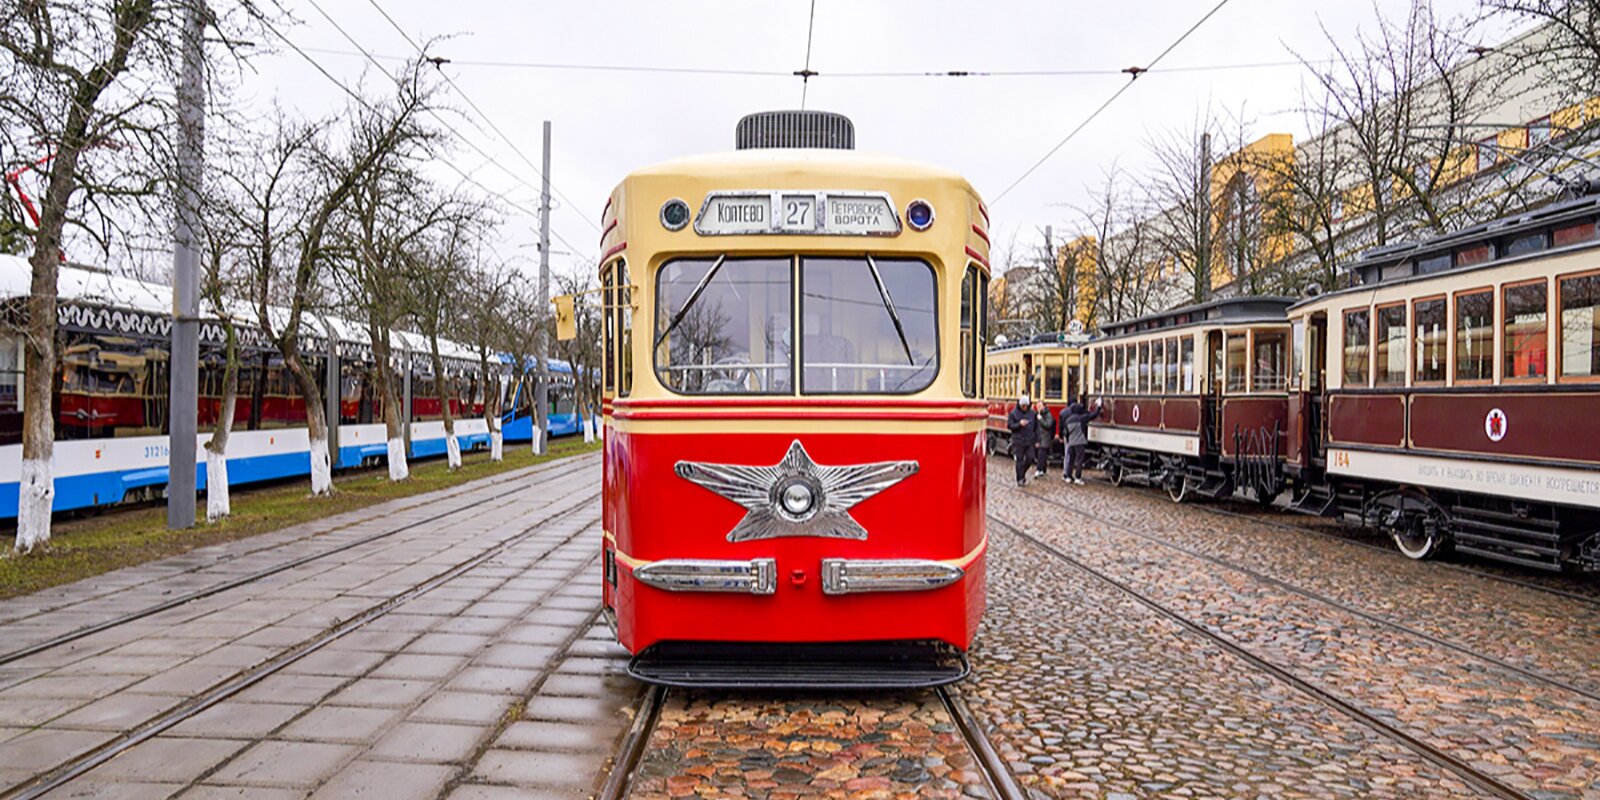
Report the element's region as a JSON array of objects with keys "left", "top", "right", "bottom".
[
  {"left": 445, "top": 433, "right": 462, "bottom": 470},
  {"left": 582, "top": 415, "right": 595, "bottom": 443},
  {"left": 15, "top": 457, "right": 54, "bottom": 553},
  {"left": 532, "top": 425, "right": 545, "bottom": 455},
  {"left": 309, "top": 434, "right": 333, "bottom": 495},
  {"left": 387, "top": 437, "right": 409, "bottom": 481},
  {"left": 205, "top": 448, "right": 231, "bottom": 522},
  {"left": 489, "top": 427, "right": 503, "bottom": 462}
]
